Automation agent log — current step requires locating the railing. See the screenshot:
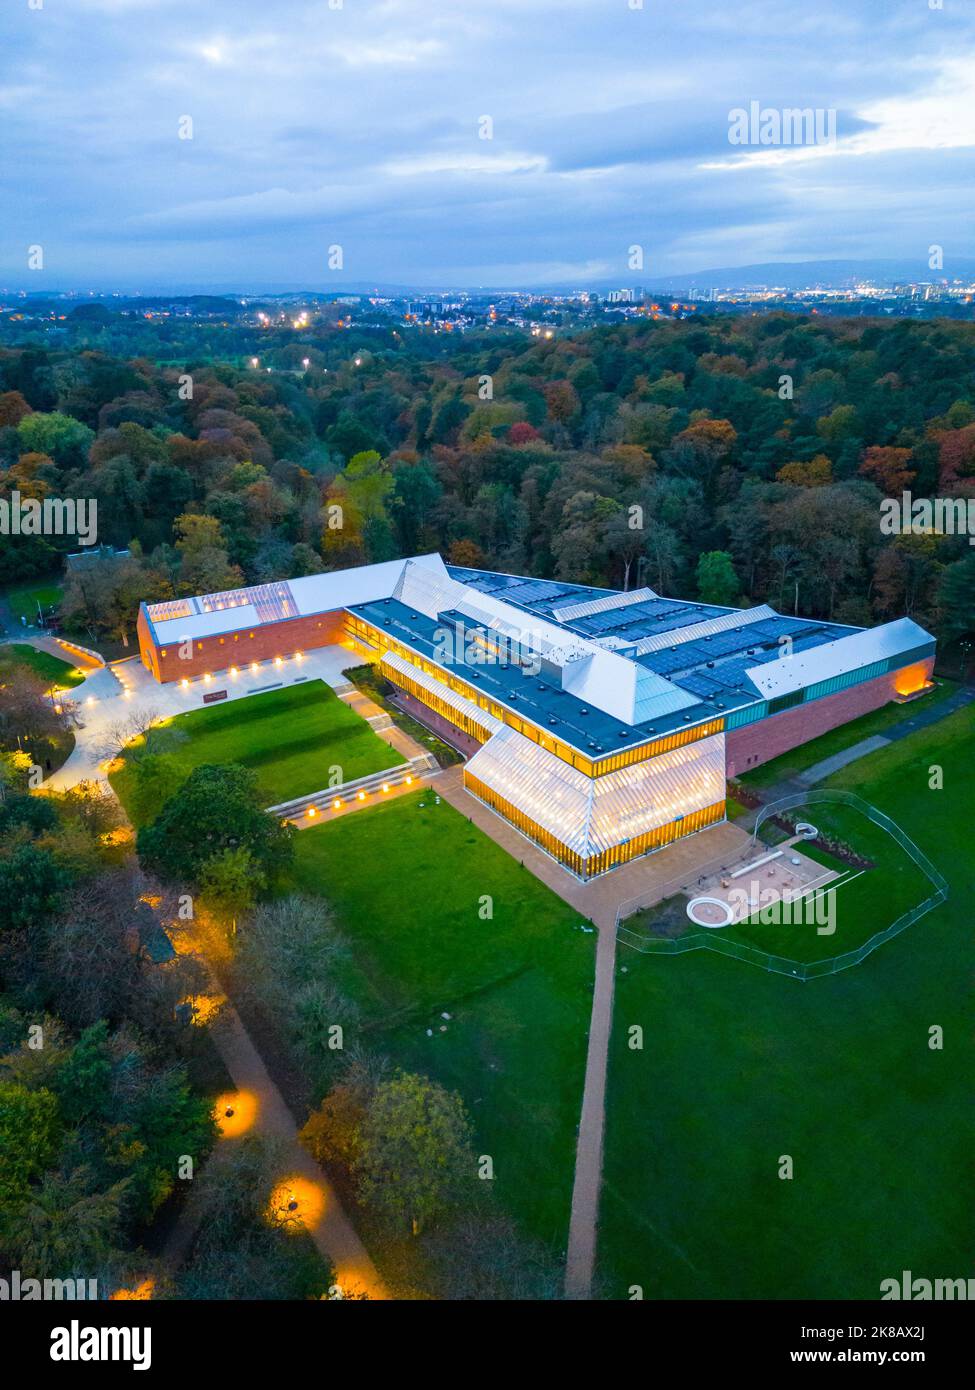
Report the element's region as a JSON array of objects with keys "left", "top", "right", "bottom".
[{"left": 617, "top": 790, "right": 949, "bottom": 980}]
